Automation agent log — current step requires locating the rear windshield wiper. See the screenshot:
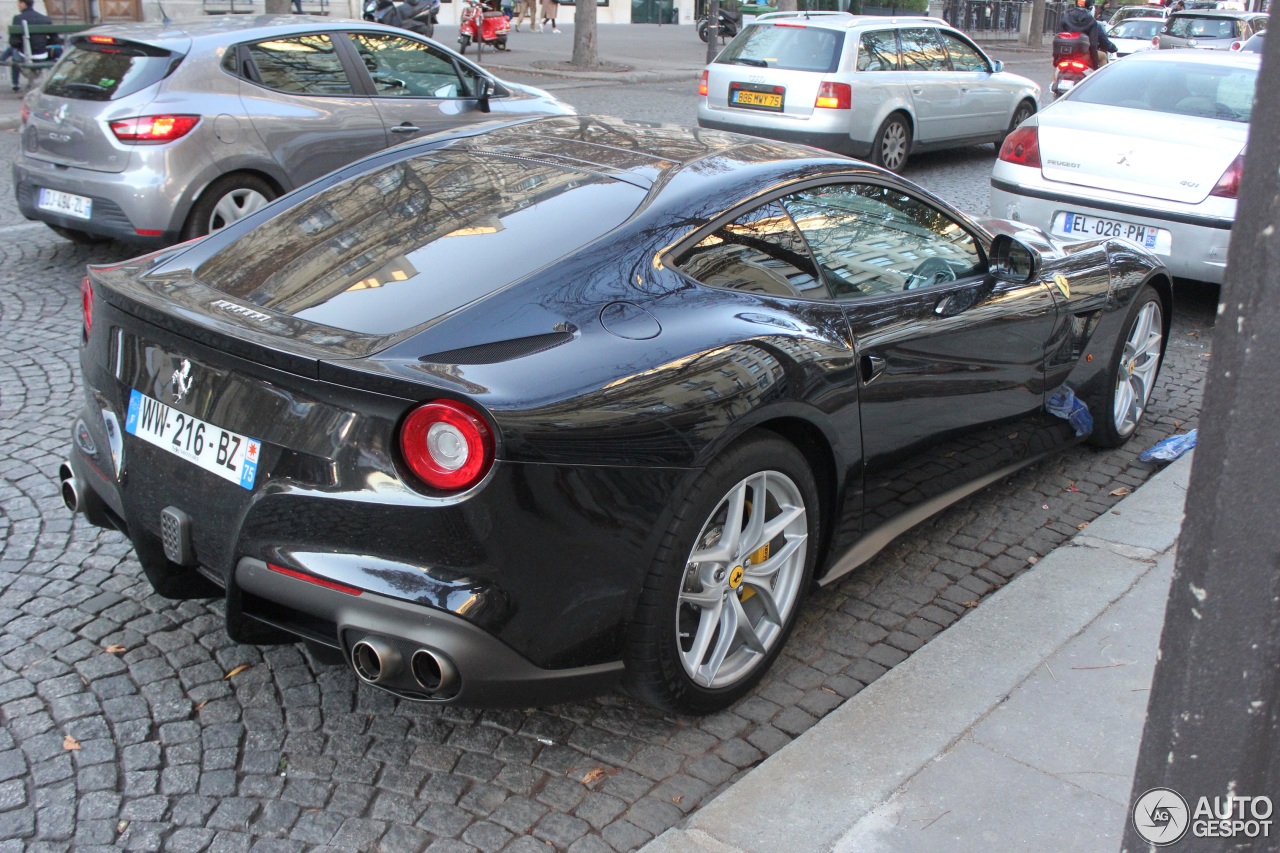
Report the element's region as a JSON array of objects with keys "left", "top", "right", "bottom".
[{"left": 728, "top": 58, "right": 768, "bottom": 67}]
